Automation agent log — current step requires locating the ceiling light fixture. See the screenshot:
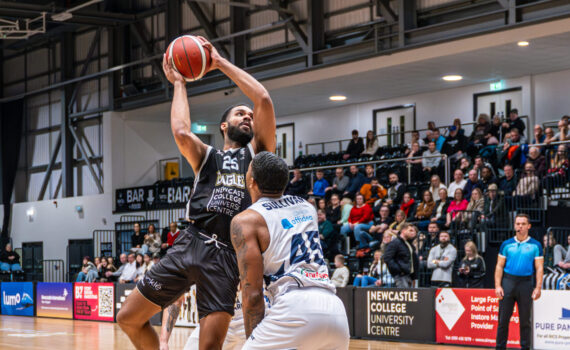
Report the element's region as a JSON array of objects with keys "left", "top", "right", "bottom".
[
  {"left": 329, "top": 95, "right": 347, "bottom": 101},
  {"left": 517, "top": 41, "right": 529, "bottom": 47},
  {"left": 442, "top": 75, "right": 463, "bottom": 82}
]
